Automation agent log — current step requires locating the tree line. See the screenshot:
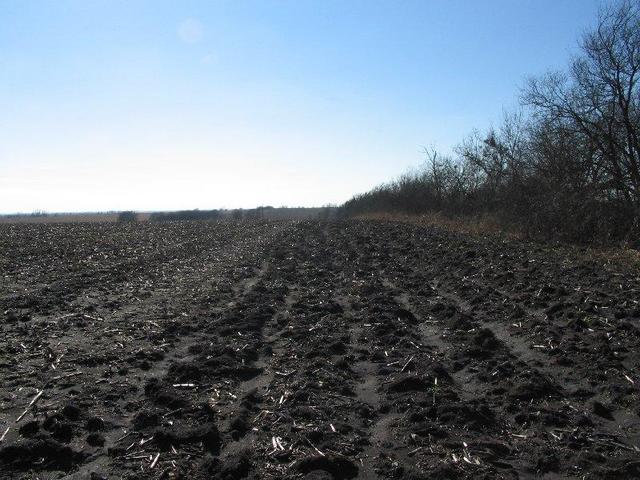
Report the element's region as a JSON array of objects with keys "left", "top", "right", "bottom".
[{"left": 341, "top": 1, "right": 640, "bottom": 245}]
